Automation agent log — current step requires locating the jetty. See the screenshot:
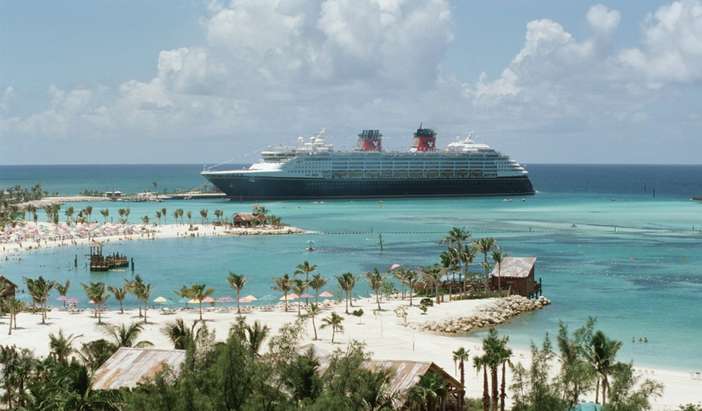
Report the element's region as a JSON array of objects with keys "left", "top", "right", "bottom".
[{"left": 89, "top": 243, "right": 130, "bottom": 272}]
